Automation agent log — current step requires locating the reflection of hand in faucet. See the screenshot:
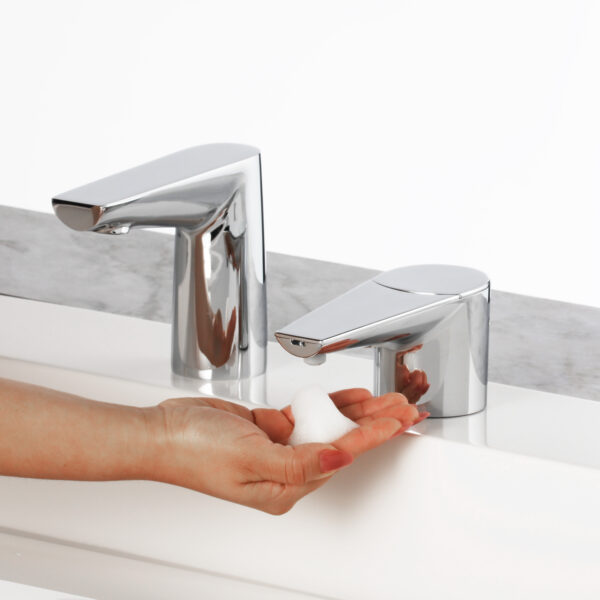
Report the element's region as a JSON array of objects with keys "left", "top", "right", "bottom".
[
  {"left": 197, "top": 306, "right": 237, "bottom": 368},
  {"left": 395, "top": 345, "right": 430, "bottom": 404},
  {"left": 193, "top": 236, "right": 237, "bottom": 368},
  {"left": 0, "top": 379, "right": 428, "bottom": 515}
]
